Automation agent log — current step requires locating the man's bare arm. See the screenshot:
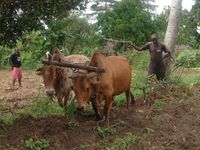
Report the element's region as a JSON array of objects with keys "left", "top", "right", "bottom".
[{"left": 128, "top": 42, "right": 150, "bottom": 51}]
